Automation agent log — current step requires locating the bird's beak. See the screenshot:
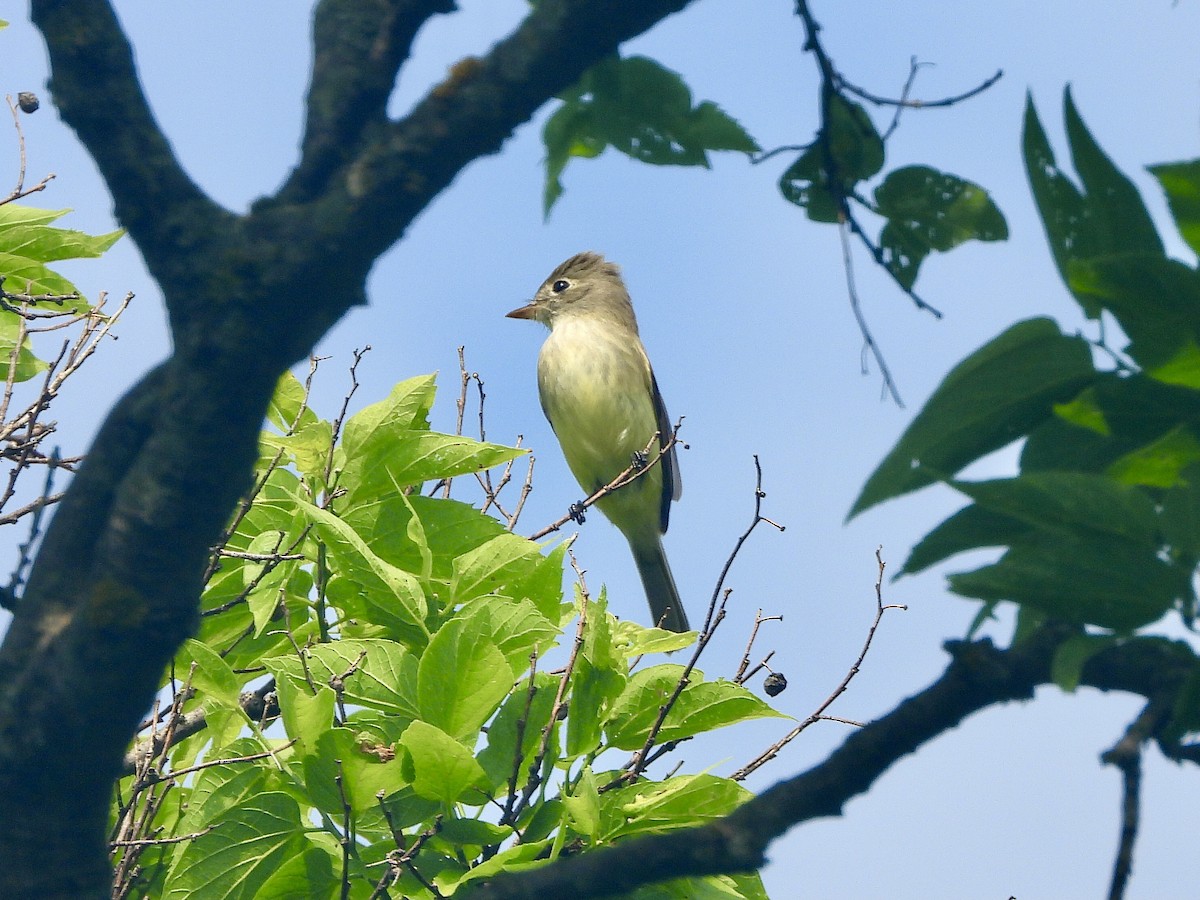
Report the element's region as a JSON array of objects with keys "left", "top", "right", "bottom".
[{"left": 506, "top": 301, "right": 538, "bottom": 320}]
